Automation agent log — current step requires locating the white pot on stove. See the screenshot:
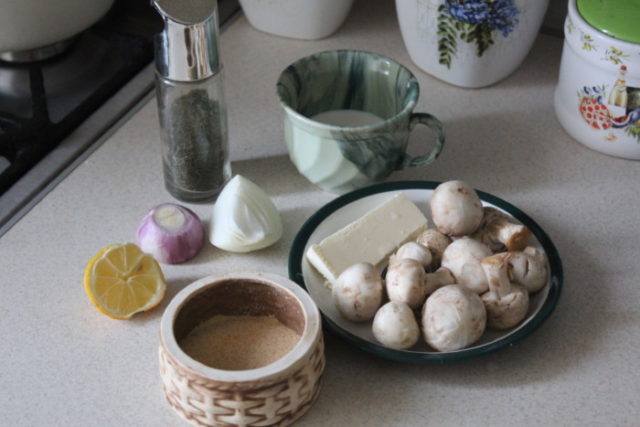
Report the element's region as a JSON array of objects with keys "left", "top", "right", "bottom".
[{"left": 0, "top": 0, "right": 114, "bottom": 57}]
